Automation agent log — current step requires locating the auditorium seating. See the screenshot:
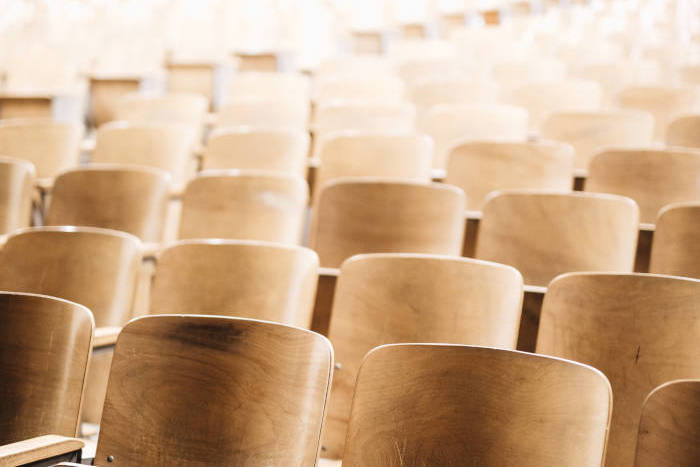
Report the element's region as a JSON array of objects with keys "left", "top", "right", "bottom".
[
  {"left": 0, "top": 157, "right": 34, "bottom": 234},
  {"left": 649, "top": 202, "right": 700, "bottom": 278},
  {"left": 666, "top": 114, "right": 700, "bottom": 149}
]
